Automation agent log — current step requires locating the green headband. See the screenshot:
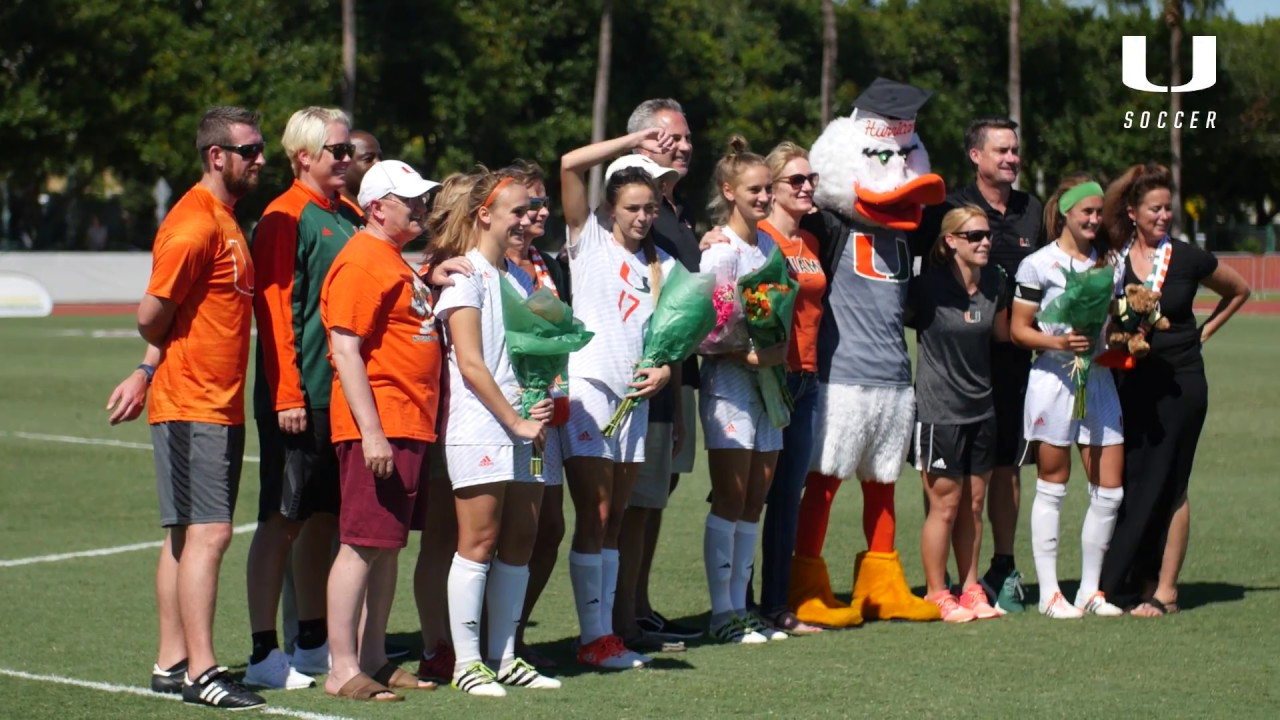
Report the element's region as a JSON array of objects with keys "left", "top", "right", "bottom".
[{"left": 1058, "top": 181, "right": 1104, "bottom": 214}]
